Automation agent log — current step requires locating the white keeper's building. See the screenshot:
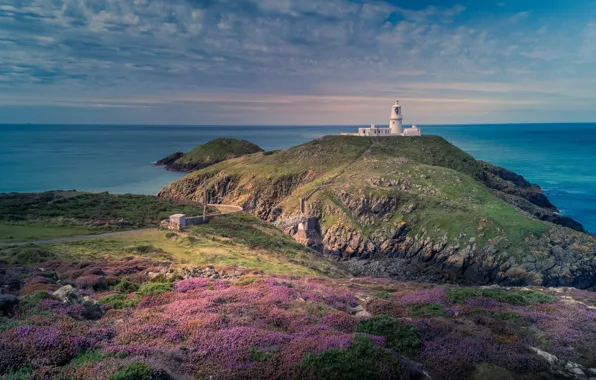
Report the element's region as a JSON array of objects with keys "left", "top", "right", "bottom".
[{"left": 342, "top": 101, "right": 421, "bottom": 137}]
